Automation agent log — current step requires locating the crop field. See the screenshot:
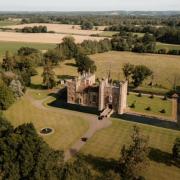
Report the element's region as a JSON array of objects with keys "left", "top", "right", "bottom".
[
  {"left": 0, "top": 31, "right": 104, "bottom": 44},
  {"left": 0, "top": 19, "right": 20, "bottom": 27},
  {"left": 5, "top": 23, "right": 106, "bottom": 35},
  {"left": 82, "top": 119, "right": 180, "bottom": 180},
  {"left": 156, "top": 42, "right": 180, "bottom": 50}
]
